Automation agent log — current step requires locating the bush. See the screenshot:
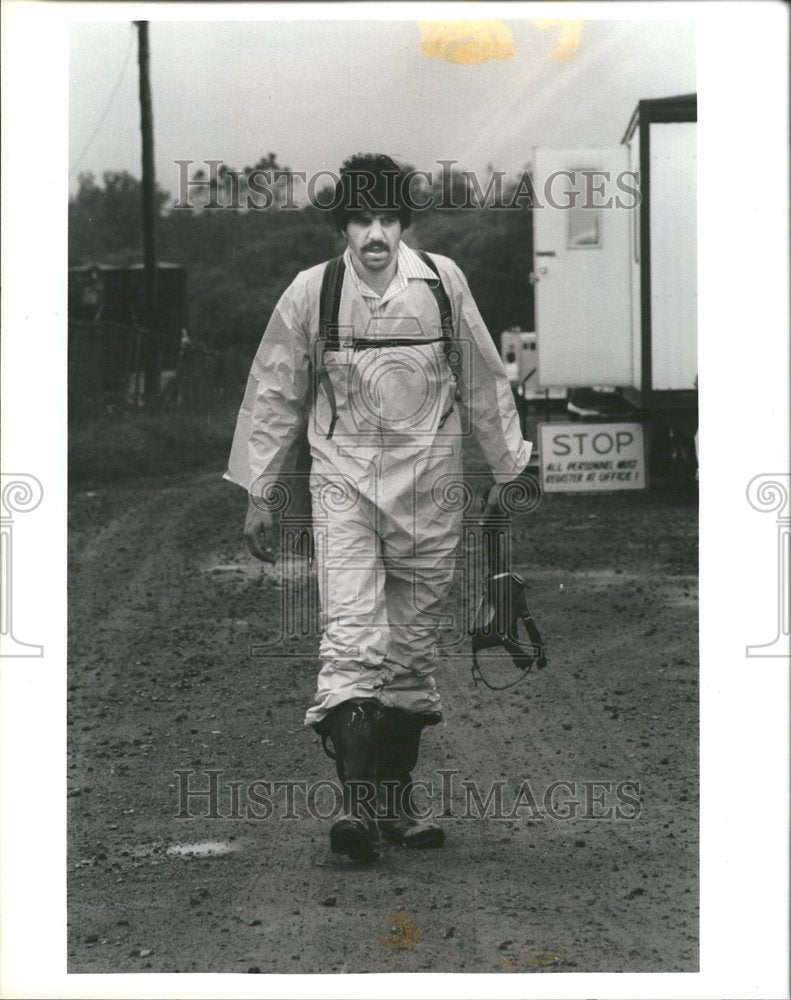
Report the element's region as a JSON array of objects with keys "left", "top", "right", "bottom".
[{"left": 69, "top": 408, "right": 236, "bottom": 486}]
